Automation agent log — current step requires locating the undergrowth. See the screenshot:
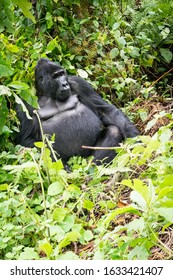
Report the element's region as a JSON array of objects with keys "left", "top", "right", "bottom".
[
  {"left": 0, "top": 118, "right": 173, "bottom": 259},
  {"left": 0, "top": 0, "right": 173, "bottom": 260}
]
